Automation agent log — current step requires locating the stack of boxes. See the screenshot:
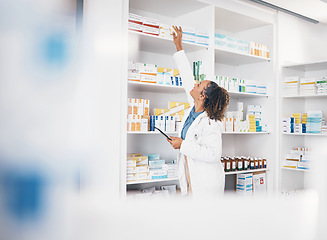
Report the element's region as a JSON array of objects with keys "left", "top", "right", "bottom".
[
  {"left": 223, "top": 103, "right": 267, "bottom": 133},
  {"left": 132, "top": 101, "right": 190, "bottom": 133},
  {"left": 127, "top": 154, "right": 150, "bottom": 182},
  {"left": 236, "top": 173, "right": 253, "bottom": 196},
  {"left": 283, "top": 147, "right": 312, "bottom": 170},
  {"left": 302, "top": 113, "right": 307, "bottom": 133},
  {"left": 283, "top": 111, "right": 326, "bottom": 134},
  {"left": 300, "top": 77, "right": 316, "bottom": 95},
  {"left": 127, "top": 98, "right": 150, "bottom": 132},
  {"left": 128, "top": 61, "right": 182, "bottom": 86},
  {"left": 284, "top": 76, "right": 299, "bottom": 96},
  {"left": 247, "top": 105, "right": 266, "bottom": 132},
  {"left": 317, "top": 77, "right": 327, "bottom": 94},
  {"left": 149, "top": 159, "right": 167, "bottom": 180},
  {"left": 292, "top": 113, "right": 302, "bottom": 134},
  {"left": 167, "top": 161, "right": 178, "bottom": 178},
  {"left": 307, "top": 110, "right": 323, "bottom": 134},
  {"left": 150, "top": 159, "right": 178, "bottom": 180},
  {"left": 157, "top": 67, "right": 181, "bottom": 86}
]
